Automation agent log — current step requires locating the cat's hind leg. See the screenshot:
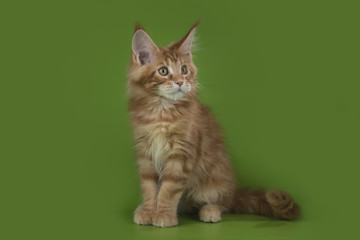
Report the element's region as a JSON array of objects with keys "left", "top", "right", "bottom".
[{"left": 199, "top": 204, "right": 222, "bottom": 223}]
